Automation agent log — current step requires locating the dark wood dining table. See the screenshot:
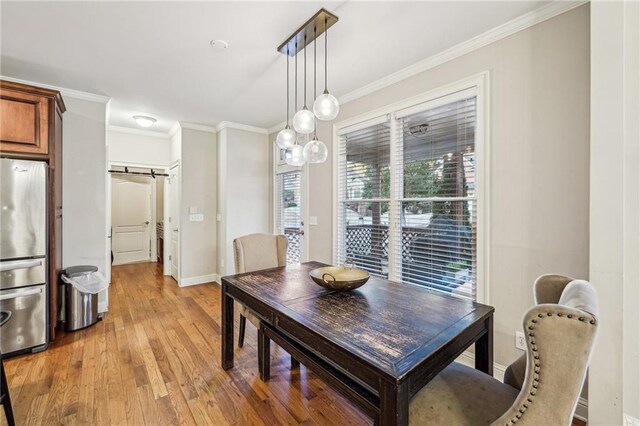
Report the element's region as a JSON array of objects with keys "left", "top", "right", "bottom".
[{"left": 221, "top": 261, "right": 494, "bottom": 426}]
